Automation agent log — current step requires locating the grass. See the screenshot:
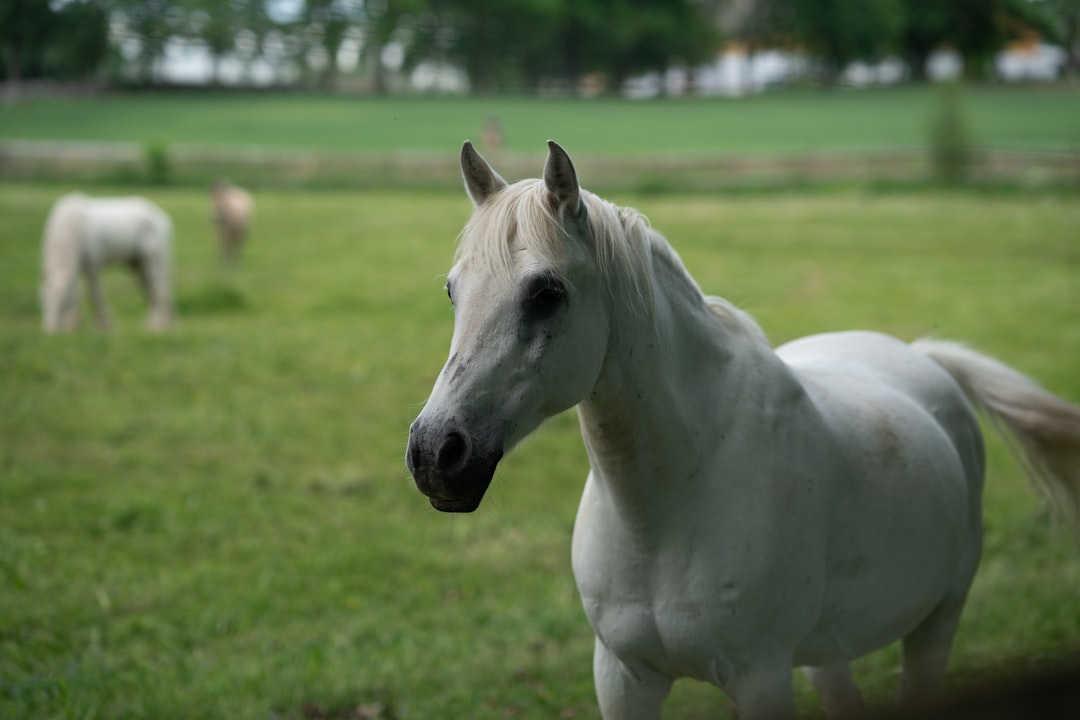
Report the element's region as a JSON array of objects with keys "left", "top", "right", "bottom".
[
  {"left": 3, "top": 87, "right": 1077, "bottom": 191},
  {"left": 0, "top": 85, "right": 1078, "bottom": 156},
  {"left": 0, "top": 182, "right": 1078, "bottom": 719}
]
